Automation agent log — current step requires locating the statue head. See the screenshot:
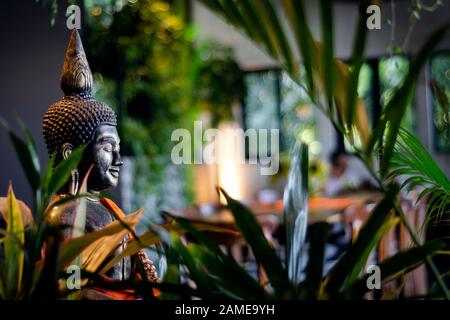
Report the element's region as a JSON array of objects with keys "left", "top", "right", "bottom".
[{"left": 43, "top": 30, "right": 122, "bottom": 193}]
